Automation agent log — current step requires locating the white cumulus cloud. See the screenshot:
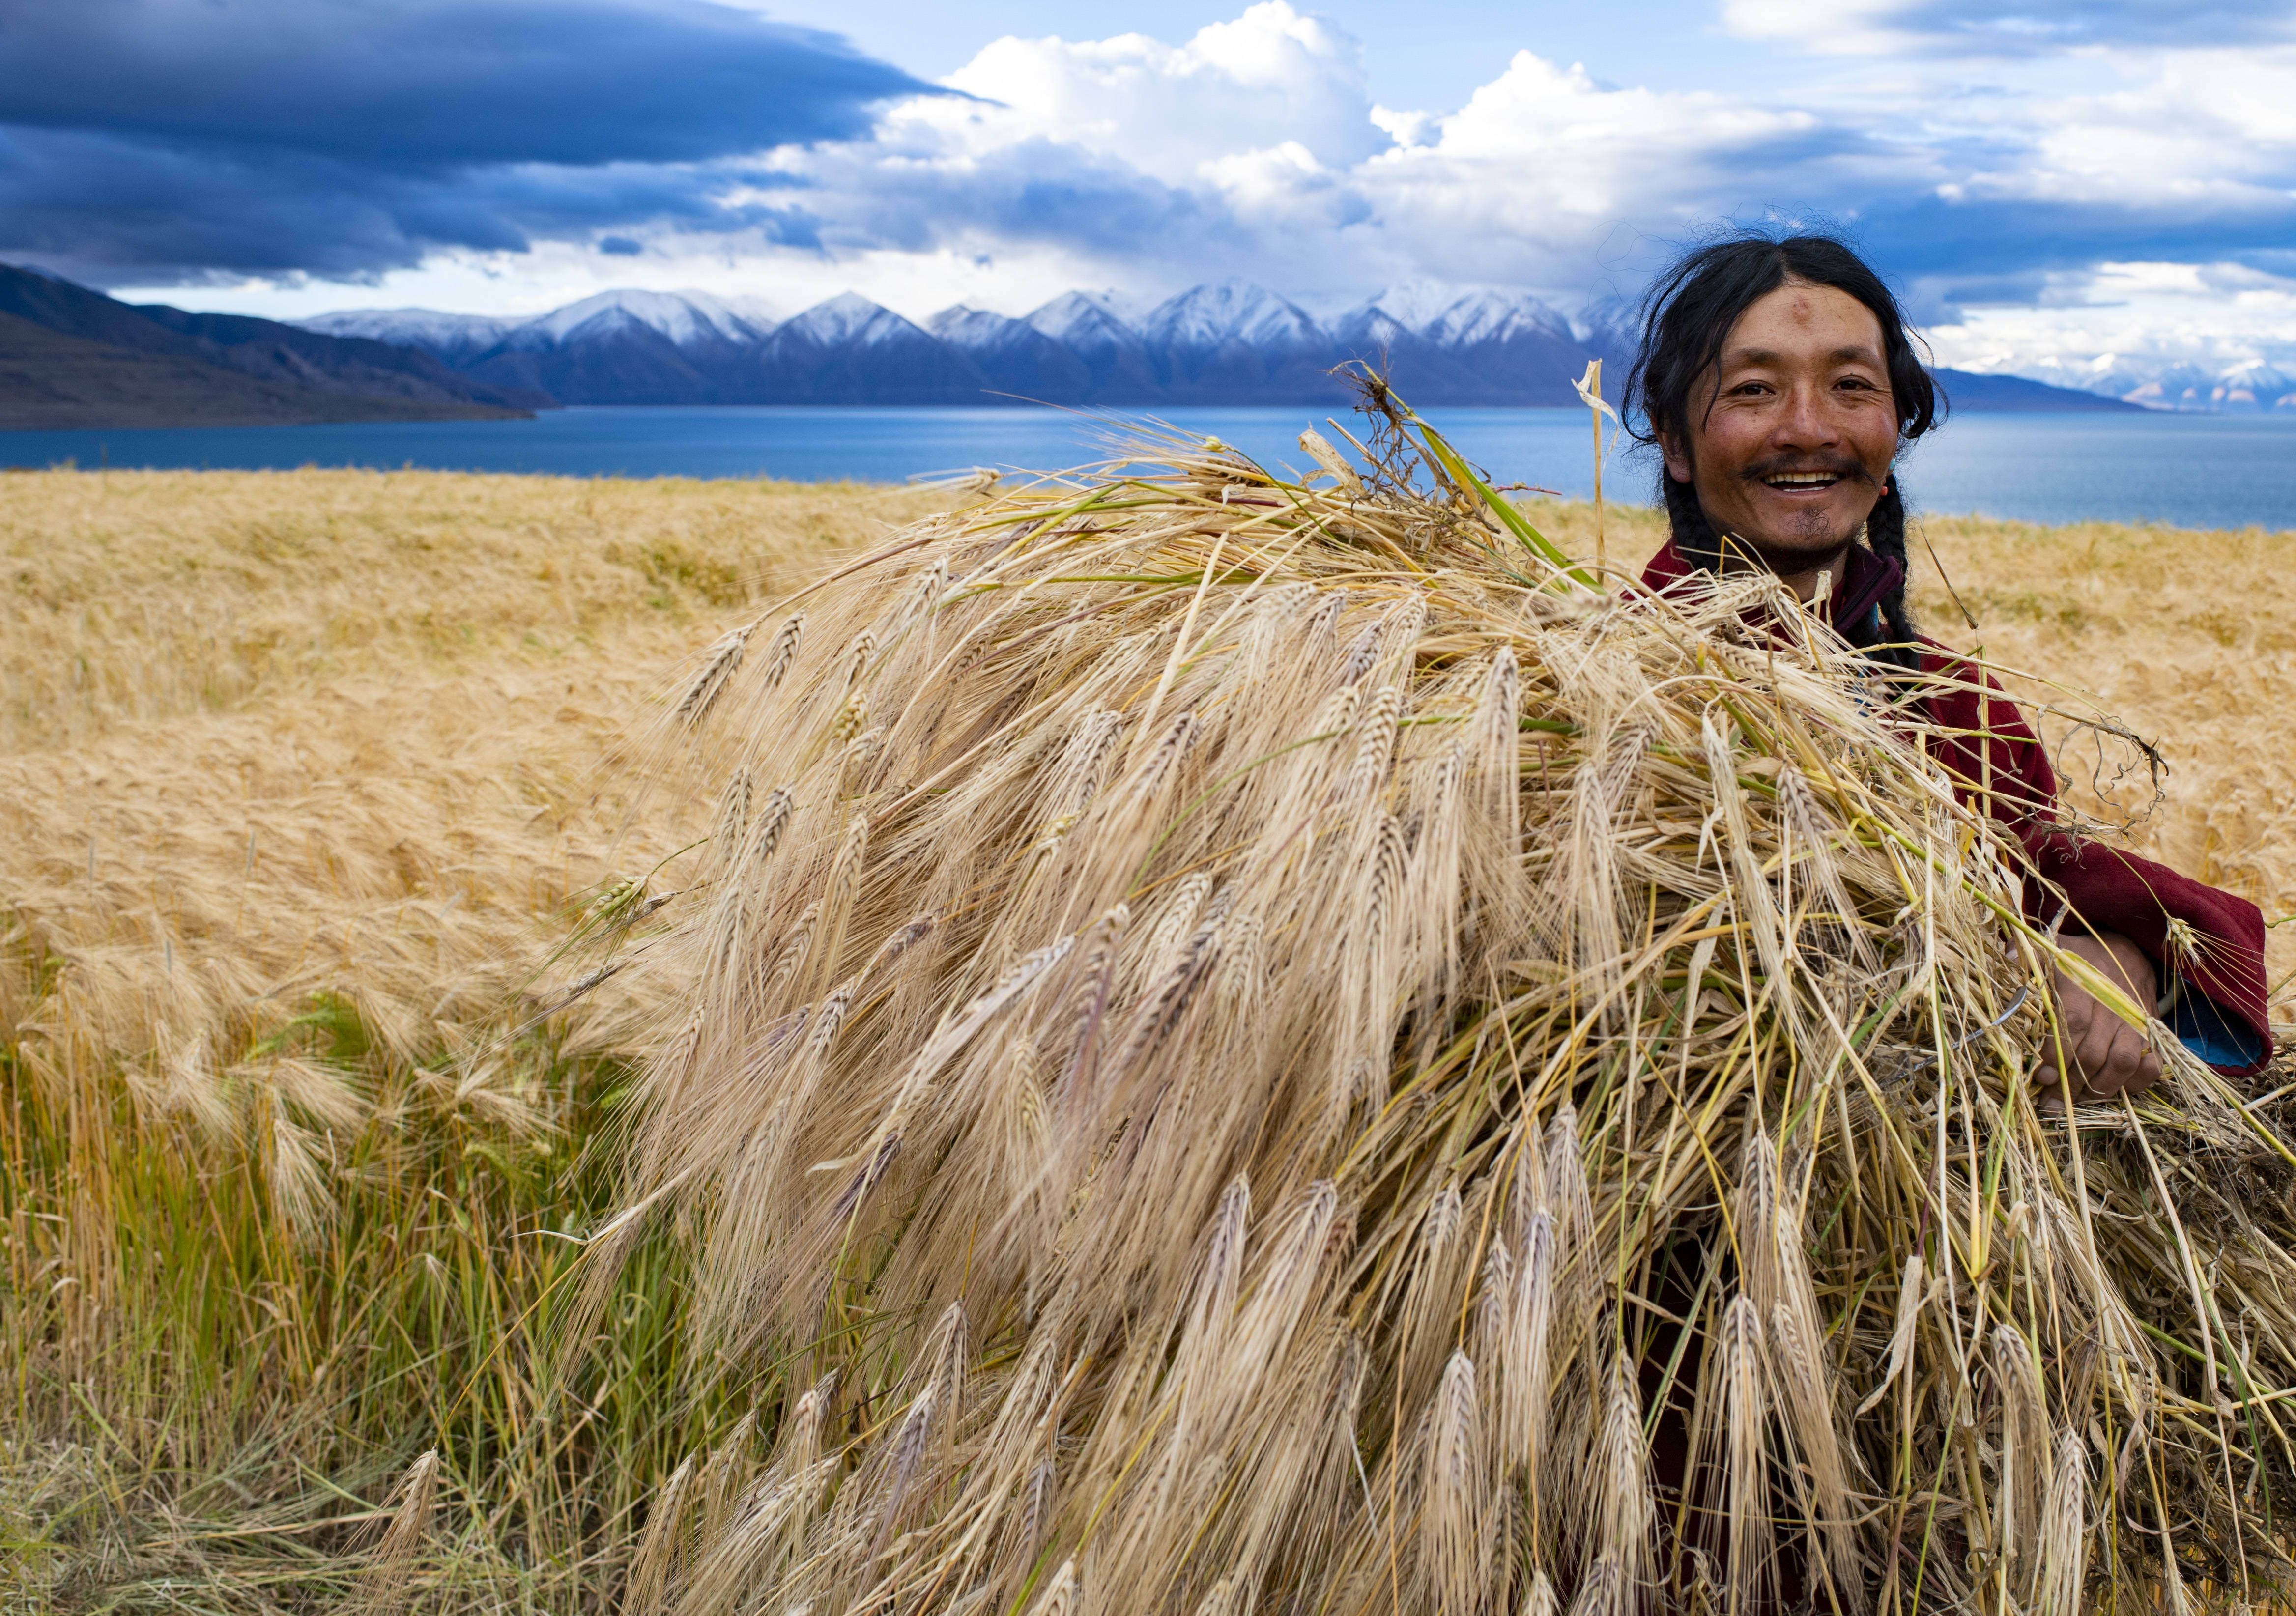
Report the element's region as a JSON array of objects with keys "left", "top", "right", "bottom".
[{"left": 918, "top": 2, "right": 1387, "bottom": 184}]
